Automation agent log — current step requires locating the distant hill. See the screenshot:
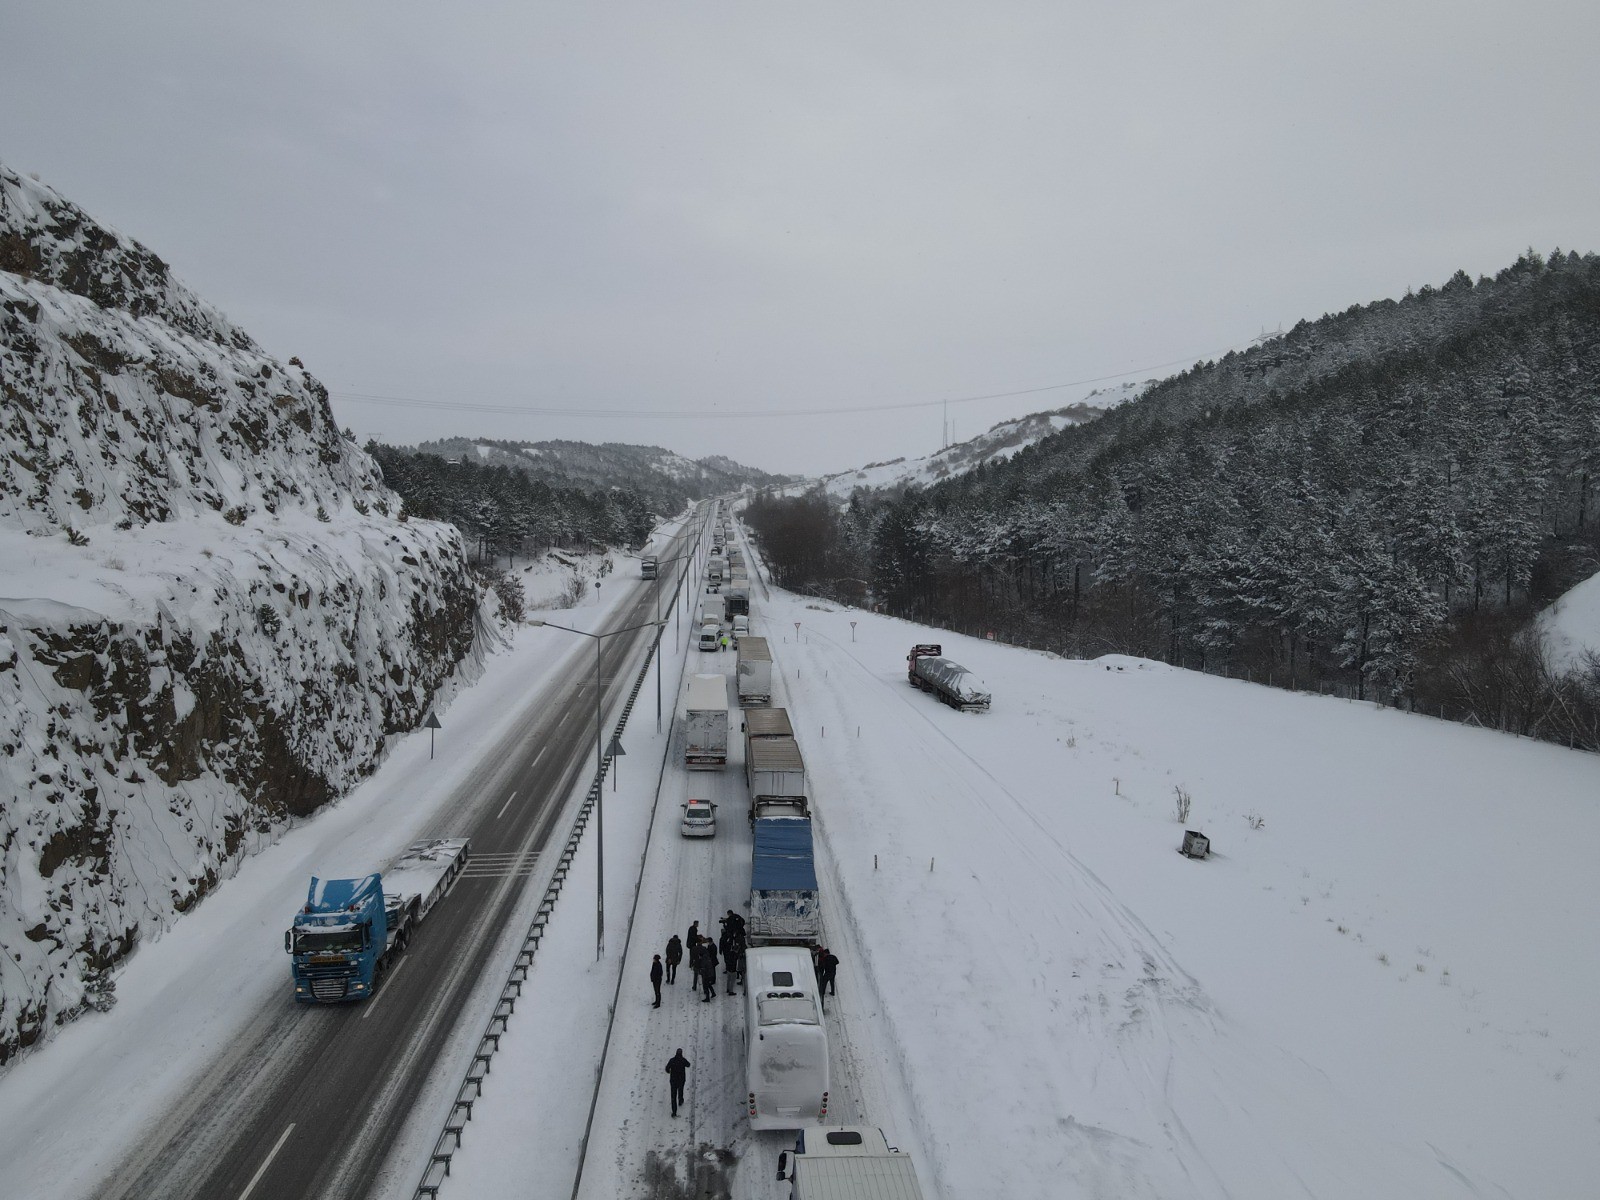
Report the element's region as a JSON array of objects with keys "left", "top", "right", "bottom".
[
  {"left": 794, "top": 383, "right": 1140, "bottom": 500},
  {"left": 413, "top": 436, "right": 793, "bottom": 515}
]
